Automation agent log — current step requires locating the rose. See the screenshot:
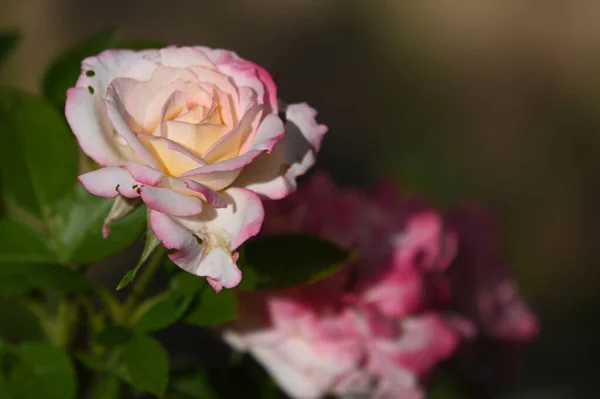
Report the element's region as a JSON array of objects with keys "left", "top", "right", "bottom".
[
  {"left": 224, "top": 174, "right": 462, "bottom": 398},
  {"left": 65, "top": 46, "right": 327, "bottom": 291}
]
